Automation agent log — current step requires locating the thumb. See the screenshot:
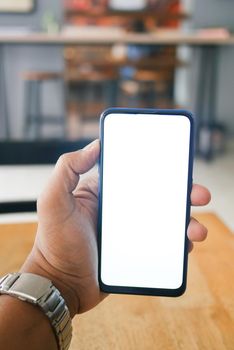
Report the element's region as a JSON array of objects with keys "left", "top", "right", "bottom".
[{"left": 49, "top": 139, "right": 100, "bottom": 196}]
